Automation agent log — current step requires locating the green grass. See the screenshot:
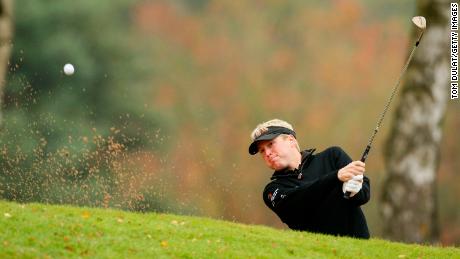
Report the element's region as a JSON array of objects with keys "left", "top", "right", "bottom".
[{"left": 0, "top": 200, "right": 458, "bottom": 258}]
